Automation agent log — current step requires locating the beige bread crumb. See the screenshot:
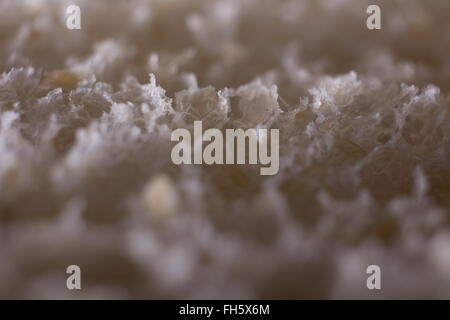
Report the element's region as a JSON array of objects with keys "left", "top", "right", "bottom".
[
  {"left": 141, "top": 174, "right": 179, "bottom": 217},
  {"left": 47, "top": 70, "right": 80, "bottom": 89}
]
